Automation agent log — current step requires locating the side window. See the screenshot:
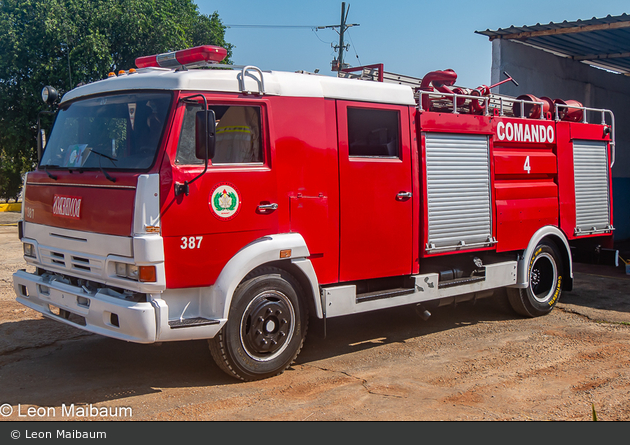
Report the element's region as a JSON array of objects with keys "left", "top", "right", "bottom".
[
  {"left": 176, "top": 103, "right": 202, "bottom": 165},
  {"left": 347, "top": 107, "right": 400, "bottom": 157},
  {"left": 175, "top": 104, "right": 263, "bottom": 165}
]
